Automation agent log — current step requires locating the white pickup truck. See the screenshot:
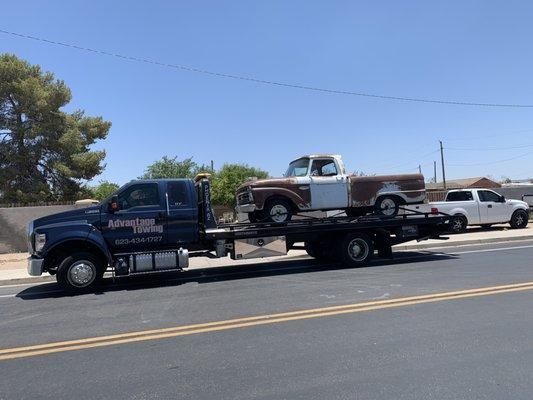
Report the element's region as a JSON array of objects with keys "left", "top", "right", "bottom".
[{"left": 429, "top": 188, "right": 529, "bottom": 233}]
